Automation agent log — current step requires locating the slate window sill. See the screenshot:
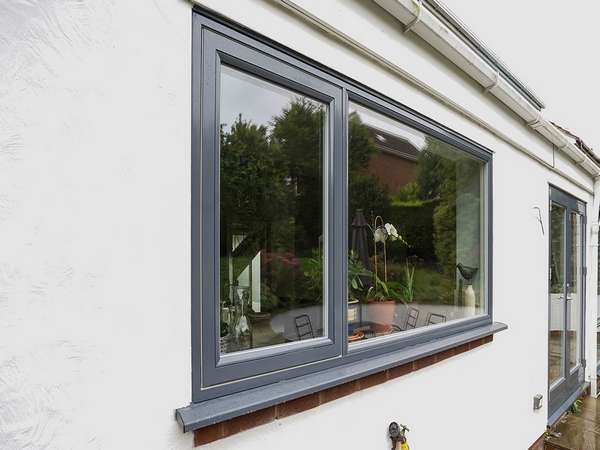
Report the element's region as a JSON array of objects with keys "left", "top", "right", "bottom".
[{"left": 176, "top": 322, "right": 507, "bottom": 436}]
